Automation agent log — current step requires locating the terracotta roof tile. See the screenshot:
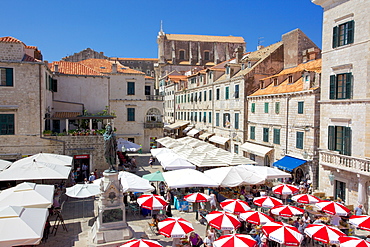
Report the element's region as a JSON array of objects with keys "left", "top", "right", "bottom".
[
  {"left": 22, "top": 54, "right": 39, "bottom": 62},
  {"left": 263, "top": 59, "right": 322, "bottom": 80},
  {"left": 25, "top": 45, "right": 37, "bottom": 49},
  {"left": 113, "top": 58, "right": 158, "bottom": 61},
  {"left": 166, "top": 34, "right": 245, "bottom": 43},
  {"left": 167, "top": 75, "right": 187, "bottom": 83},
  {"left": 80, "top": 59, "right": 144, "bottom": 75},
  {"left": 0, "top": 36, "right": 24, "bottom": 44},
  {"left": 52, "top": 112, "right": 80, "bottom": 119},
  {"left": 49, "top": 61, "right": 103, "bottom": 76}
]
